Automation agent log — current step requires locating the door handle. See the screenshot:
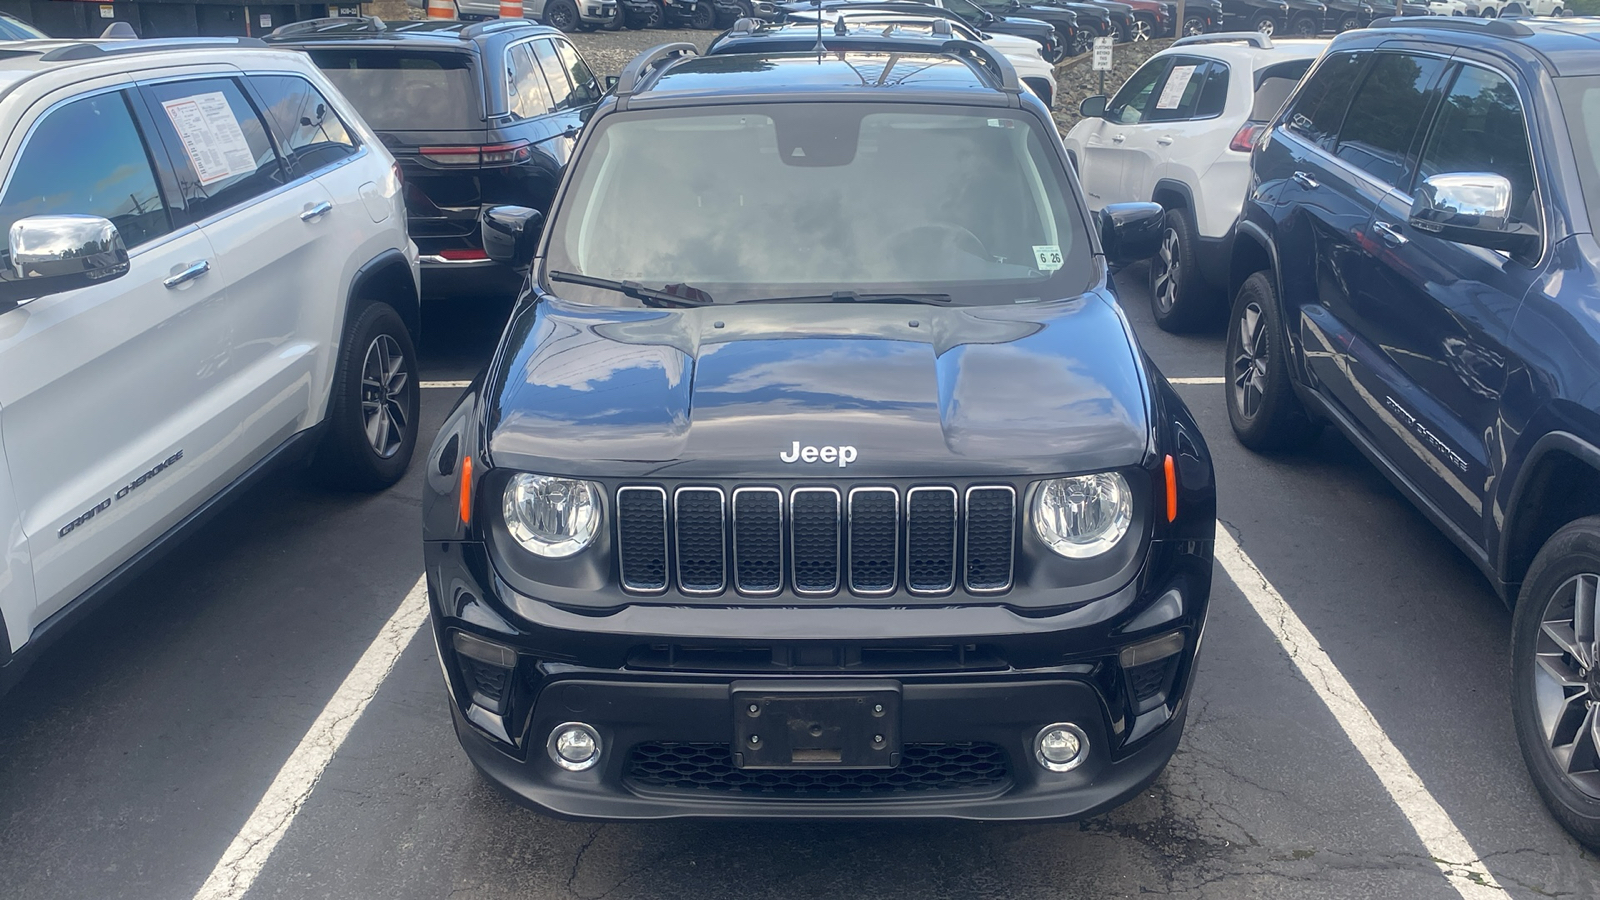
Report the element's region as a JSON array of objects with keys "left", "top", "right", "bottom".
[
  {"left": 1157, "top": 136, "right": 1174, "bottom": 145},
  {"left": 163, "top": 260, "right": 210, "bottom": 289},
  {"left": 1112, "top": 134, "right": 1126, "bottom": 143},
  {"left": 299, "top": 201, "right": 333, "bottom": 222},
  {"left": 1373, "top": 220, "right": 1409, "bottom": 247},
  {"left": 1292, "top": 171, "right": 1320, "bottom": 190}
]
